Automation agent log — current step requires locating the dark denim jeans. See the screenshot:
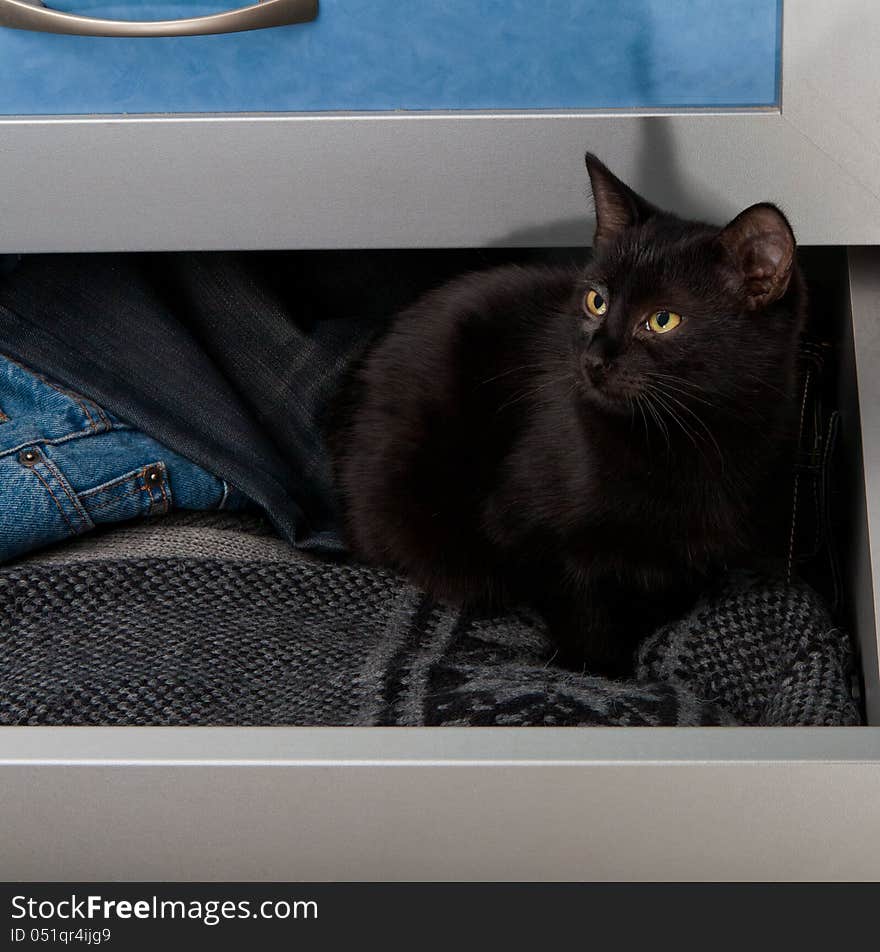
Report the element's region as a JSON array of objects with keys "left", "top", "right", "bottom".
[
  {"left": 0, "top": 354, "right": 247, "bottom": 562},
  {"left": 0, "top": 253, "right": 381, "bottom": 551},
  {"left": 0, "top": 249, "right": 553, "bottom": 551}
]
